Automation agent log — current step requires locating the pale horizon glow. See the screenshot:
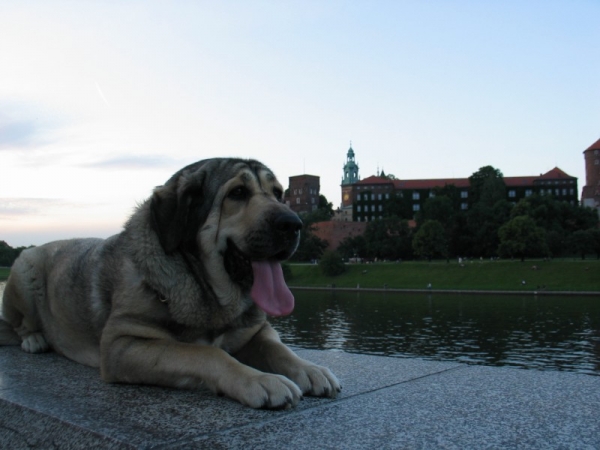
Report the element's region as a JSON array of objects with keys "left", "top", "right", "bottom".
[{"left": 1, "top": 1, "right": 599, "bottom": 247}]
